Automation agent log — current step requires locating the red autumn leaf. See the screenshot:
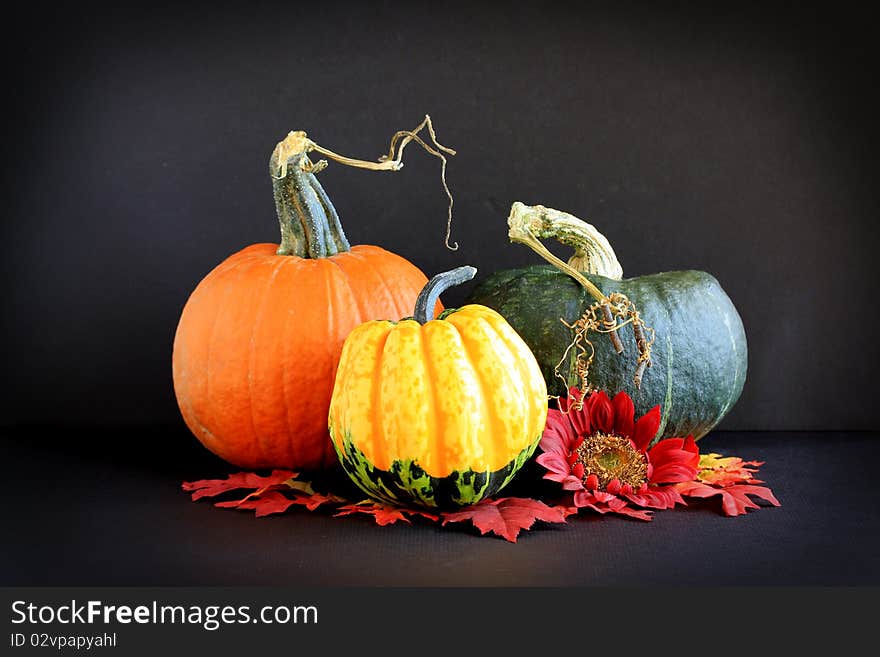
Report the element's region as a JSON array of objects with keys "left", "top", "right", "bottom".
[
  {"left": 676, "top": 481, "right": 780, "bottom": 516},
  {"left": 441, "top": 497, "right": 569, "bottom": 542},
  {"left": 288, "top": 490, "right": 346, "bottom": 511},
  {"left": 215, "top": 490, "right": 298, "bottom": 517},
  {"left": 182, "top": 470, "right": 297, "bottom": 501},
  {"left": 335, "top": 502, "right": 439, "bottom": 526}
]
